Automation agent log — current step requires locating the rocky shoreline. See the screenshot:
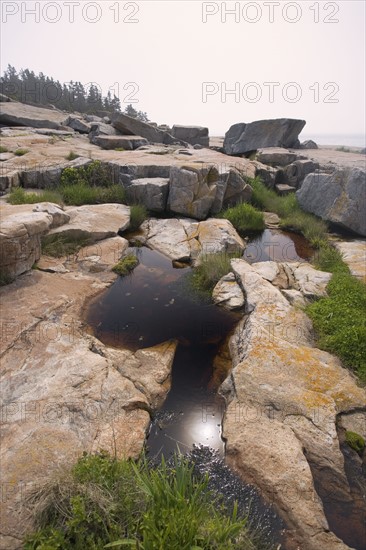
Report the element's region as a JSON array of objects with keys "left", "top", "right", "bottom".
[{"left": 1, "top": 100, "right": 365, "bottom": 549}]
